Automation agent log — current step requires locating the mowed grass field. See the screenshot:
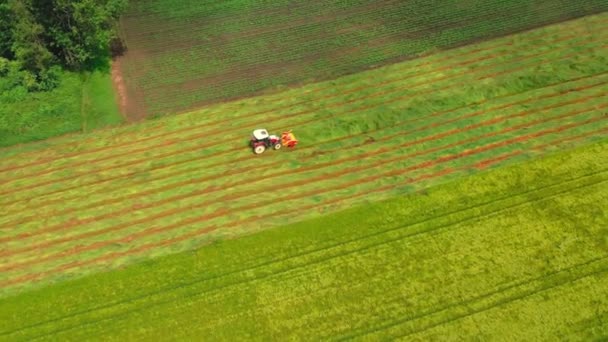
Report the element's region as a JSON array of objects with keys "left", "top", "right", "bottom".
[
  {"left": 0, "top": 13, "right": 607, "bottom": 297},
  {"left": 117, "top": 0, "right": 608, "bottom": 118},
  {"left": 1, "top": 140, "right": 607, "bottom": 340}
]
